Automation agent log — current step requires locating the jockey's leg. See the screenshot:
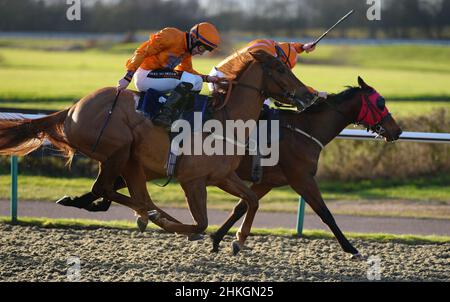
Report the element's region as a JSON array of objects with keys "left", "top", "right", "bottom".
[
  {"left": 153, "top": 72, "right": 203, "bottom": 128},
  {"left": 152, "top": 81, "right": 194, "bottom": 129},
  {"left": 133, "top": 69, "right": 202, "bottom": 129}
]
